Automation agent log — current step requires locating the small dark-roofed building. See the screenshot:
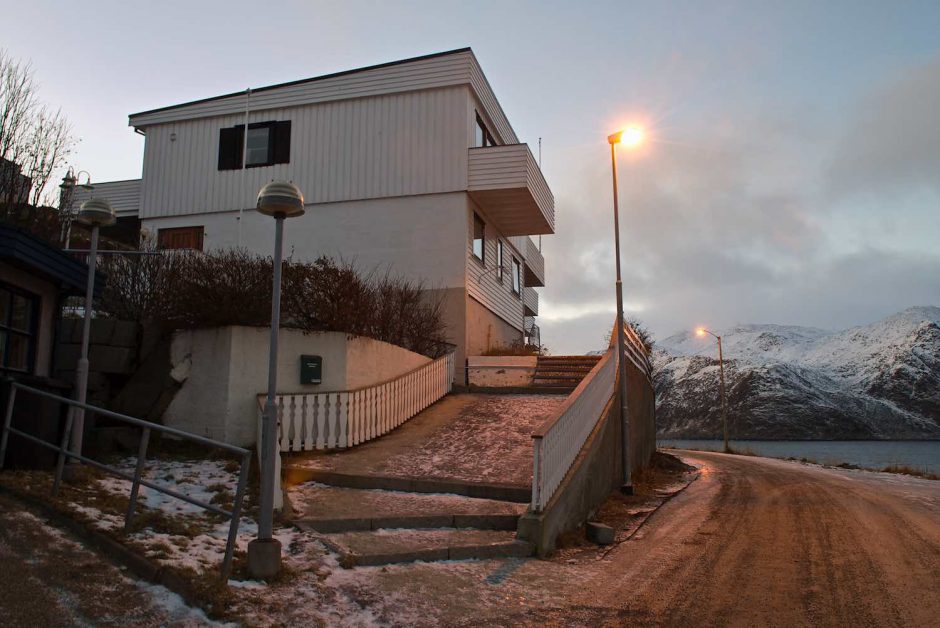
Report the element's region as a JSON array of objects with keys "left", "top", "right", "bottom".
[
  {"left": 0, "top": 223, "right": 100, "bottom": 469},
  {"left": 0, "top": 223, "right": 96, "bottom": 378}
]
